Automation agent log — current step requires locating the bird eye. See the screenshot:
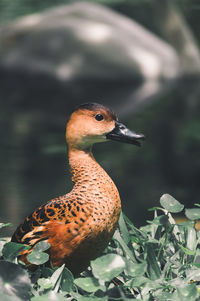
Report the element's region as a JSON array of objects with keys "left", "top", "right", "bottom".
[{"left": 95, "top": 114, "right": 104, "bottom": 121}]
